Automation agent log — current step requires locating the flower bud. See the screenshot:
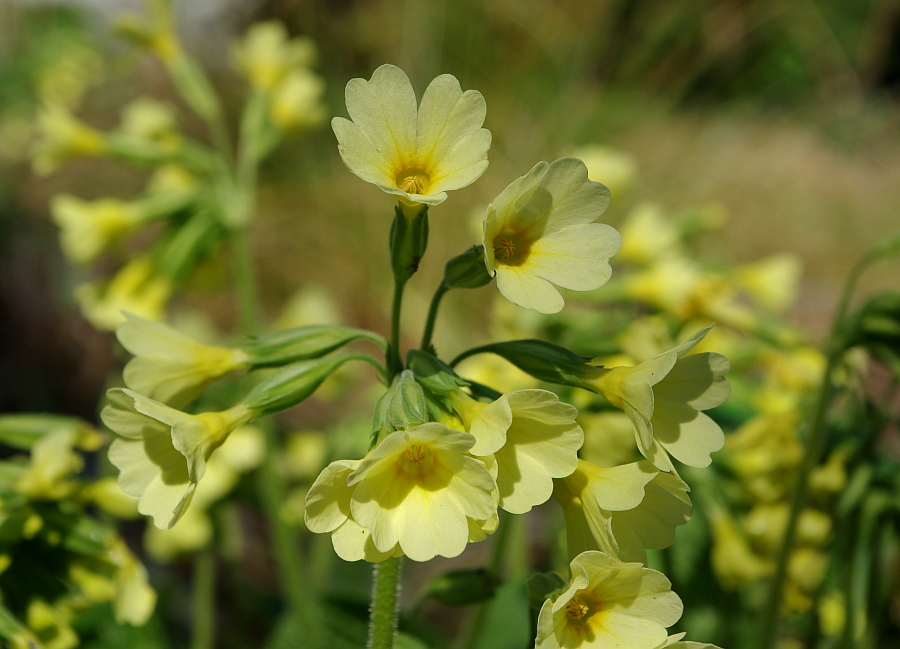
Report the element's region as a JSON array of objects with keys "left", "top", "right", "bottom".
[
  {"left": 442, "top": 246, "right": 493, "bottom": 290},
  {"left": 244, "top": 356, "right": 353, "bottom": 415},
  {"left": 456, "top": 339, "right": 599, "bottom": 389},
  {"left": 244, "top": 325, "right": 385, "bottom": 367}
]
